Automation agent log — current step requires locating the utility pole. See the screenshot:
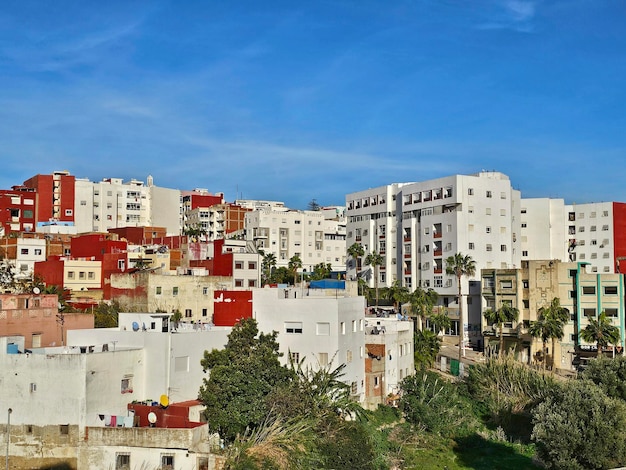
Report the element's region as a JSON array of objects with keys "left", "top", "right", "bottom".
[{"left": 6, "top": 408, "right": 12, "bottom": 470}]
